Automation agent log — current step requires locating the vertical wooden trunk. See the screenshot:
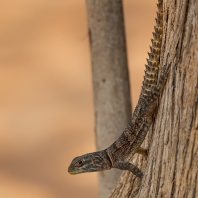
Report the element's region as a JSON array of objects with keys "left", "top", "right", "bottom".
[
  {"left": 110, "top": 0, "right": 198, "bottom": 197},
  {"left": 86, "top": 0, "right": 131, "bottom": 197}
]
